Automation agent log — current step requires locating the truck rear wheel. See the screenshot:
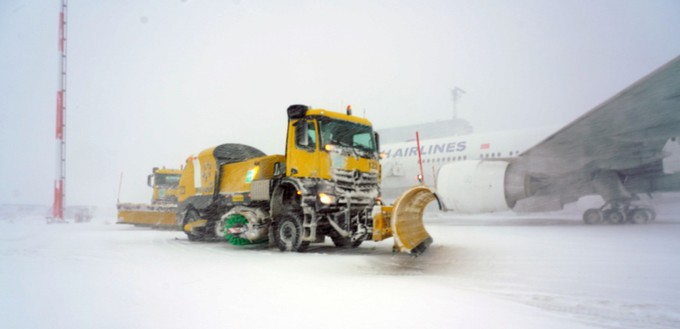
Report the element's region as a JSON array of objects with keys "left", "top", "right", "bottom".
[
  {"left": 183, "top": 210, "right": 204, "bottom": 241},
  {"left": 273, "top": 212, "right": 309, "bottom": 252}
]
